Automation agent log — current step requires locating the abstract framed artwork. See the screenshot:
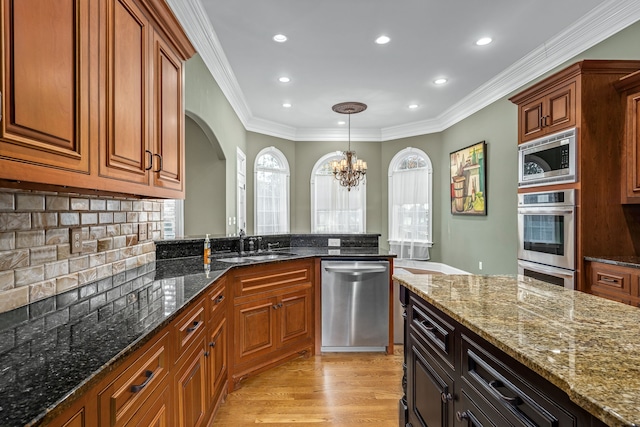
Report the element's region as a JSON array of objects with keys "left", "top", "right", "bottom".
[{"left": 450, "top": 141, "right": 487, "bottom": 215}]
